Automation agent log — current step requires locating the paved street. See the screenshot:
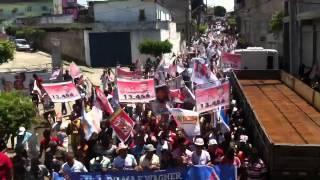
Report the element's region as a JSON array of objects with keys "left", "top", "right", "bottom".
[{"left": 0, "top": 51, "right": 105, "bottom": 86}]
